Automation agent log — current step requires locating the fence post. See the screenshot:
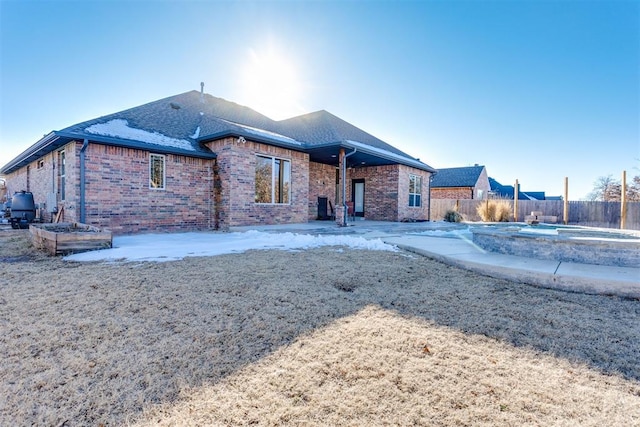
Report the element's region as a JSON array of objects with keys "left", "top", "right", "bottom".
[
  {"left": 514, "top": 179, "right": 519, "bottom": 222},
  {"left": 563, "top": 177, "right": 569, "bottom": 225},
  {"left": 621, "top": 170, "right": 627, "bottom": 229}
]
